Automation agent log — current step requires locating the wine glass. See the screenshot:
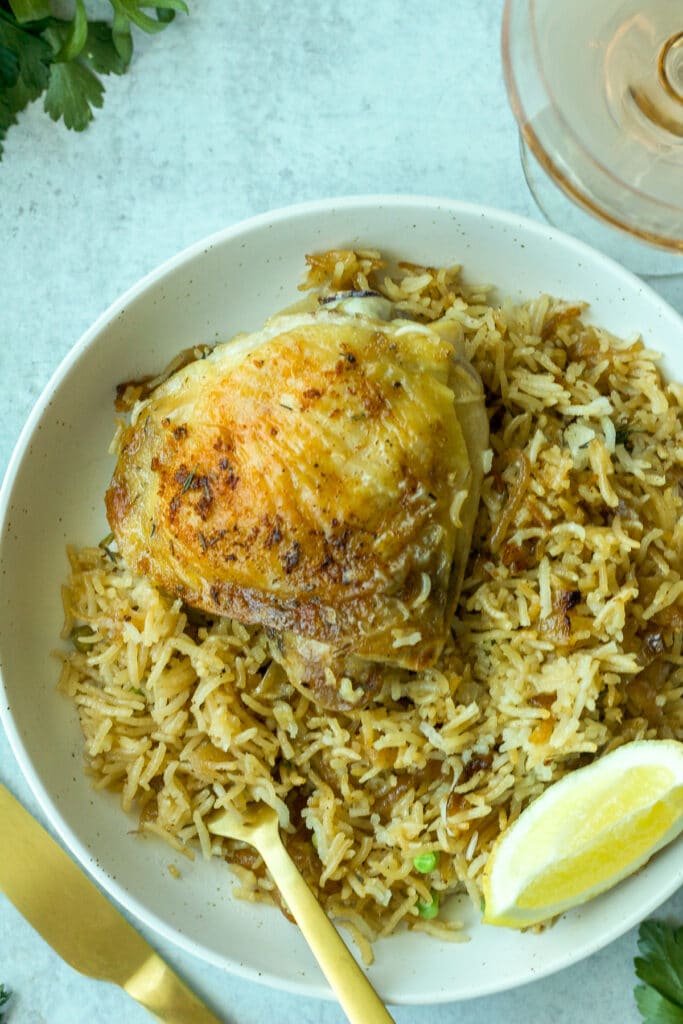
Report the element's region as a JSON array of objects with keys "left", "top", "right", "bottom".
[{"left": 502, "top": 0, "right": 683, "bottom": 277}]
